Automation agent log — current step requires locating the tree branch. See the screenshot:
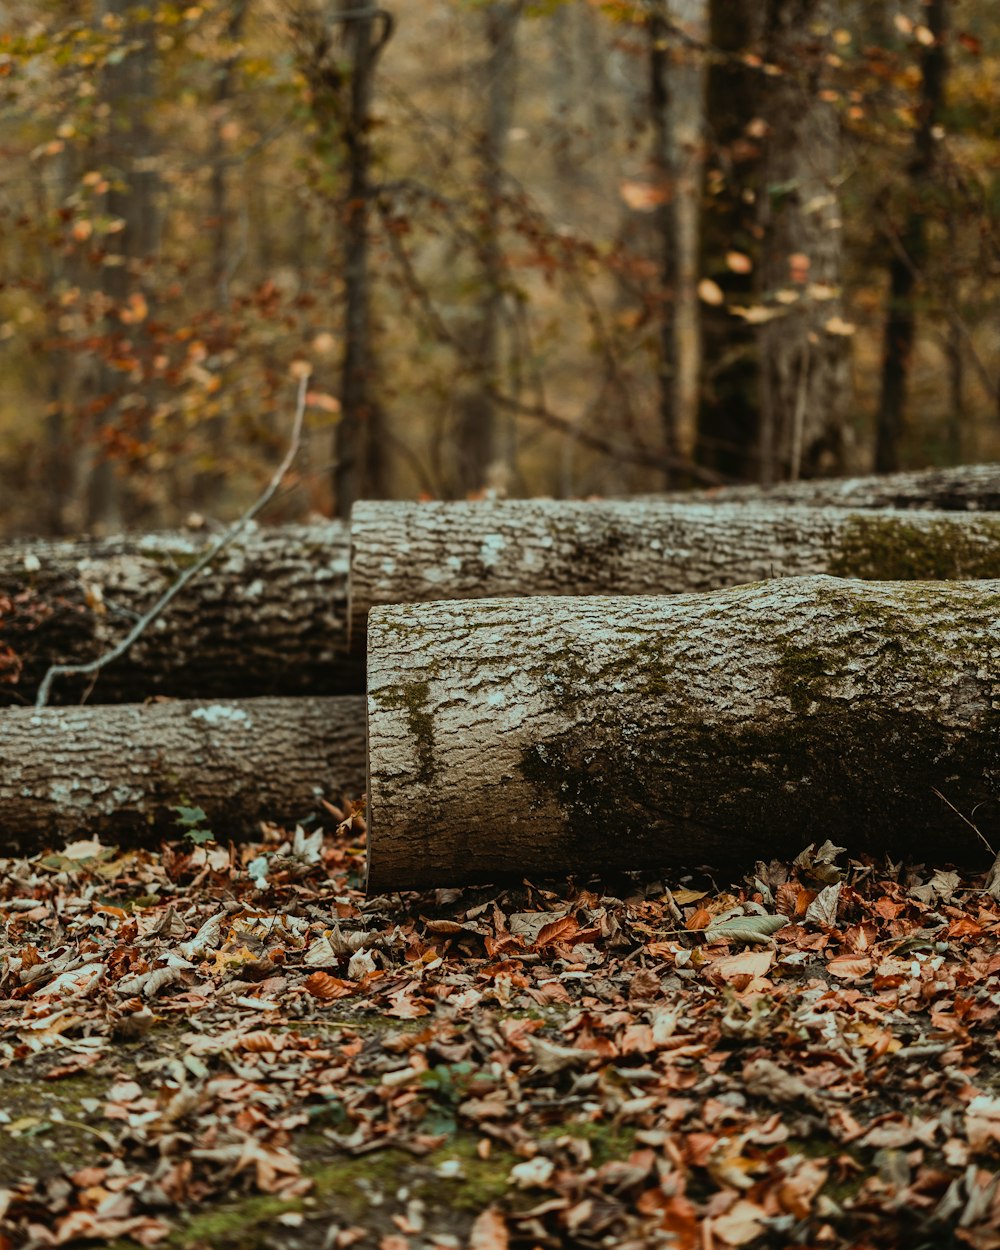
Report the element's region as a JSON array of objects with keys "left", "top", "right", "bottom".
[{"left": 35, "top": 374, "right": 310, "bottom": 708}]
